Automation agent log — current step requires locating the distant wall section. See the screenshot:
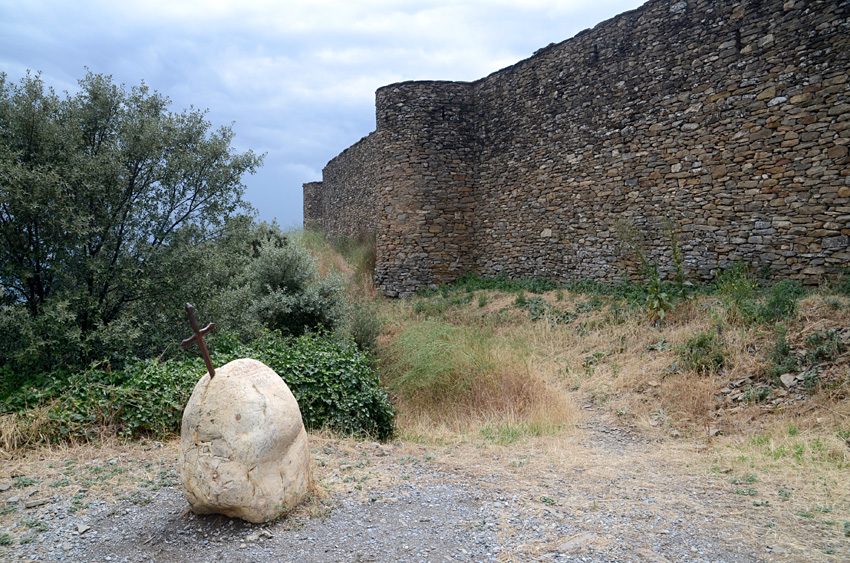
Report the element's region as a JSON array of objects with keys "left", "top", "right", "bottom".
[
  {"left": 304, "top": 132, "right": 380, "bottom": 238},
  {"left": 302, "top": 181, "right": 323, "bottom": 232}
]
